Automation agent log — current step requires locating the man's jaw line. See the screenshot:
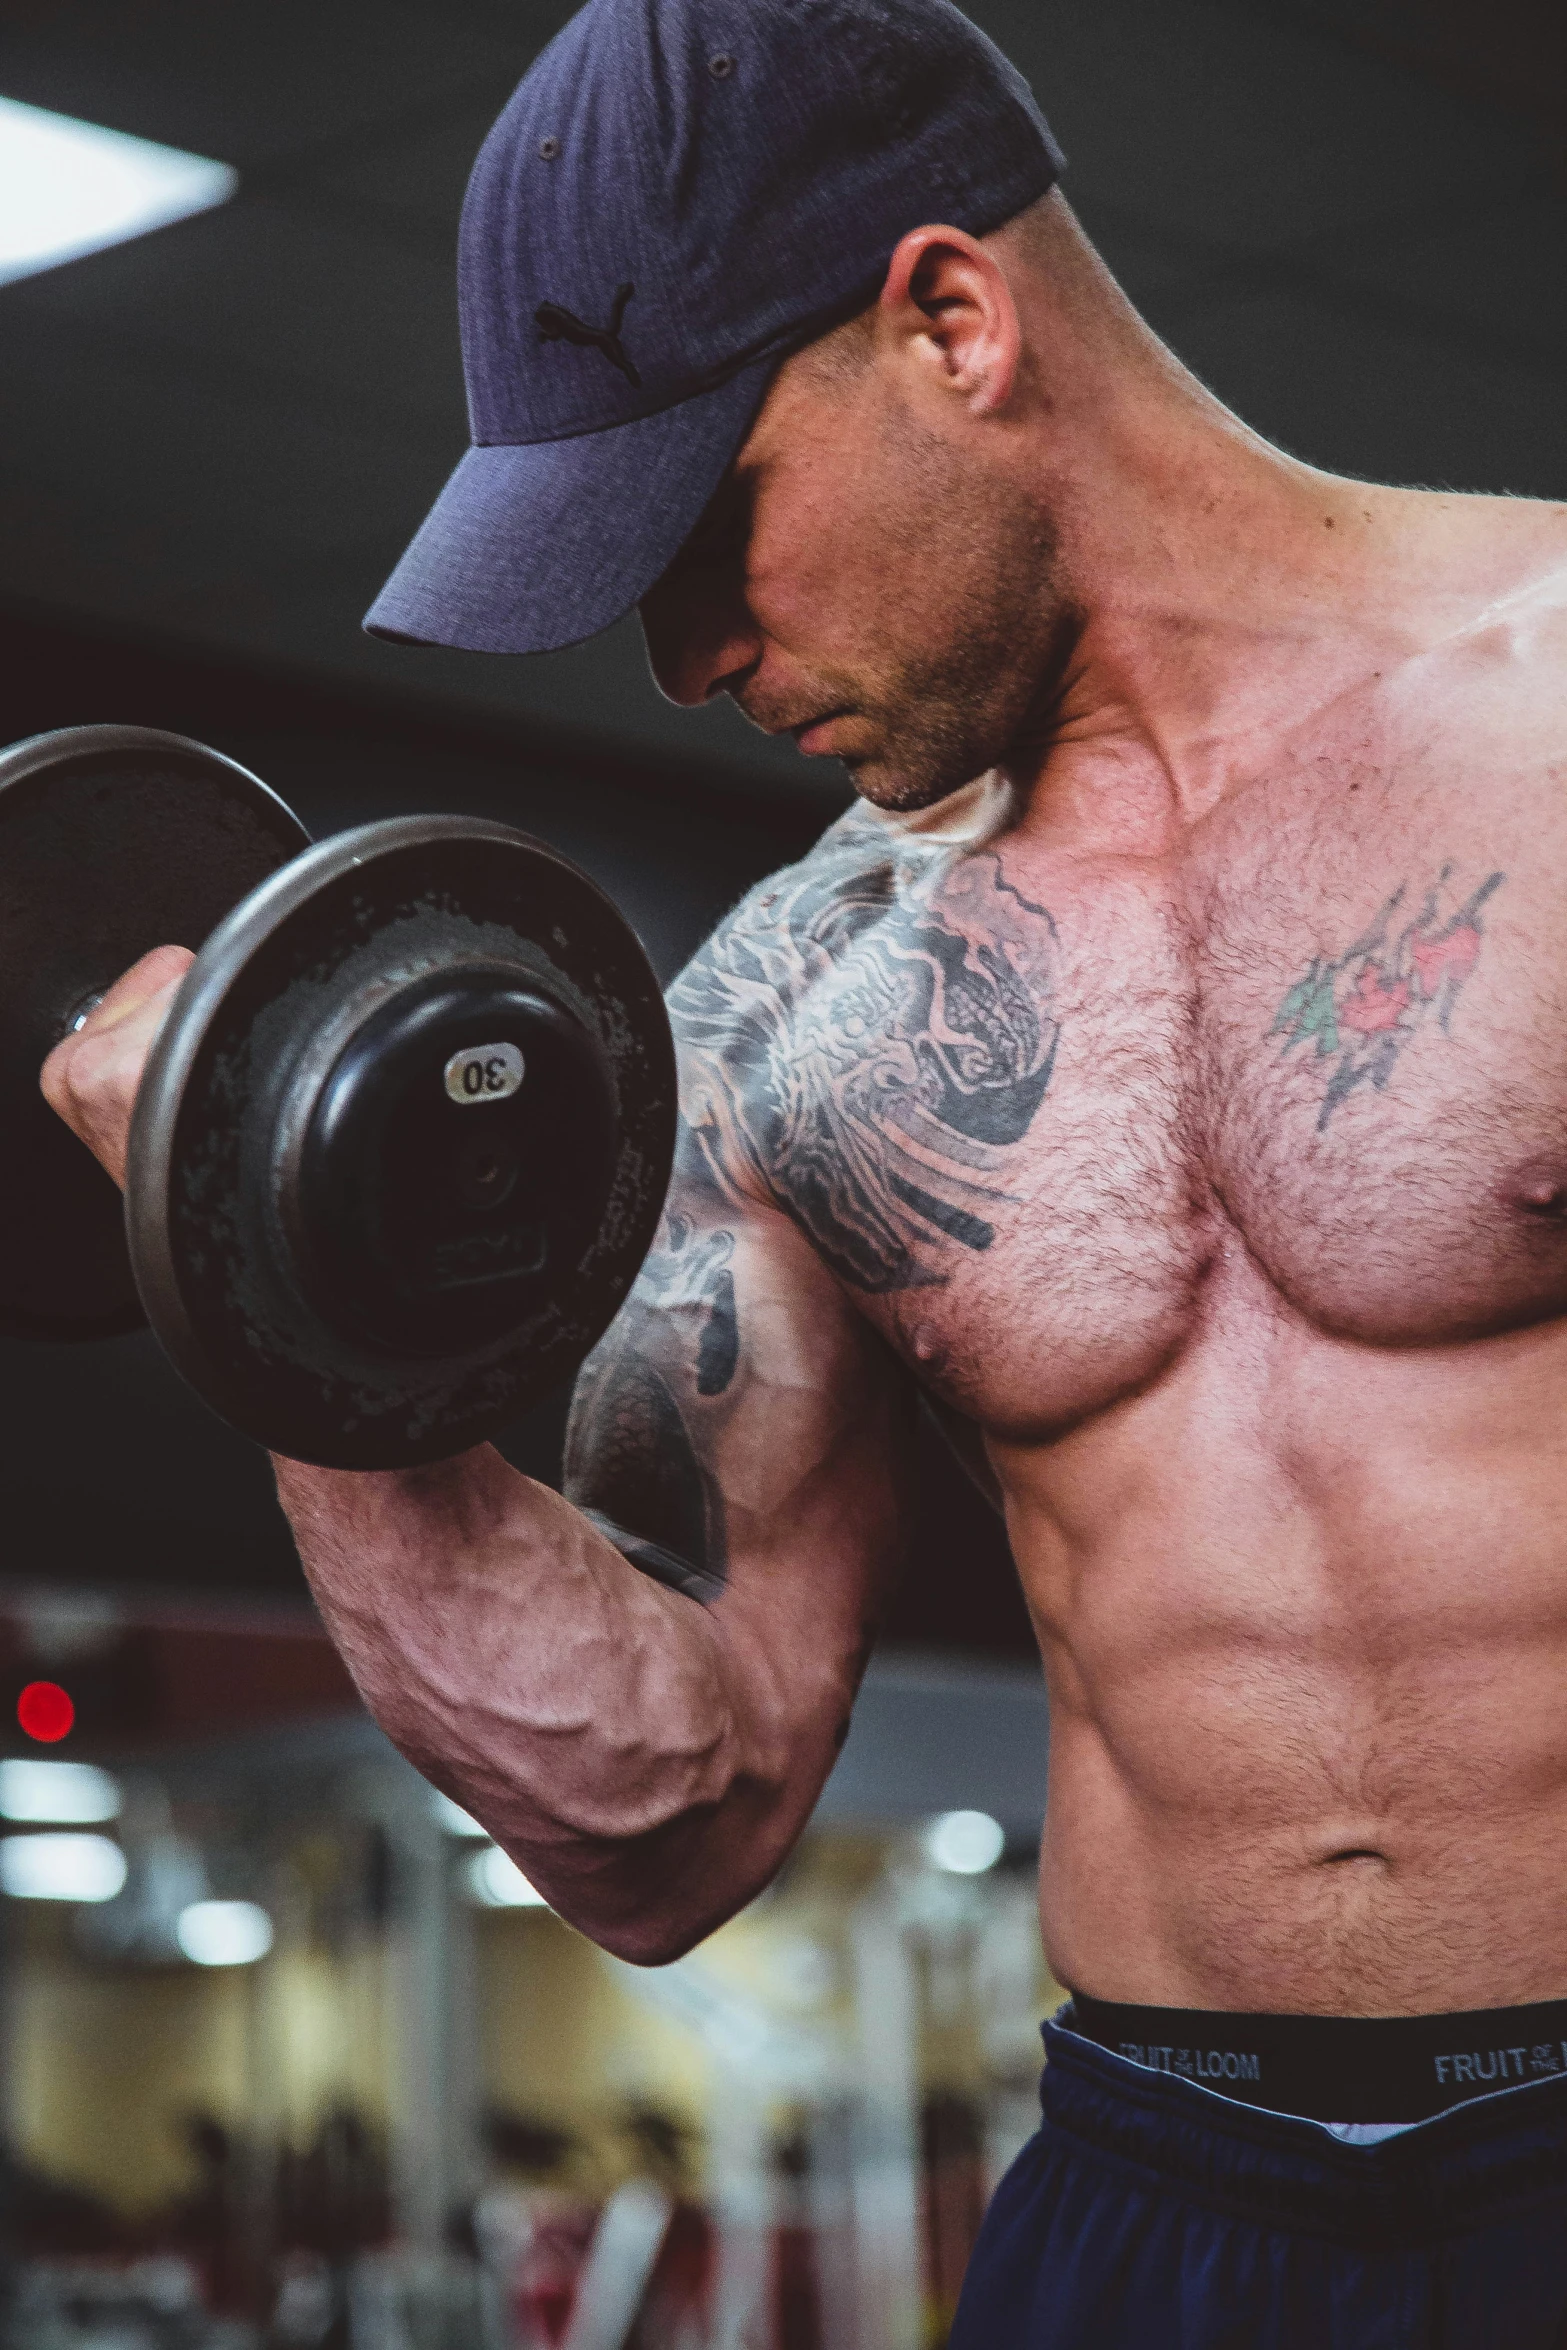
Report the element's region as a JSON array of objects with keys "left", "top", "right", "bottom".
[{"left": 748, "top": 687, "right": 1045, "bottom": 807}]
